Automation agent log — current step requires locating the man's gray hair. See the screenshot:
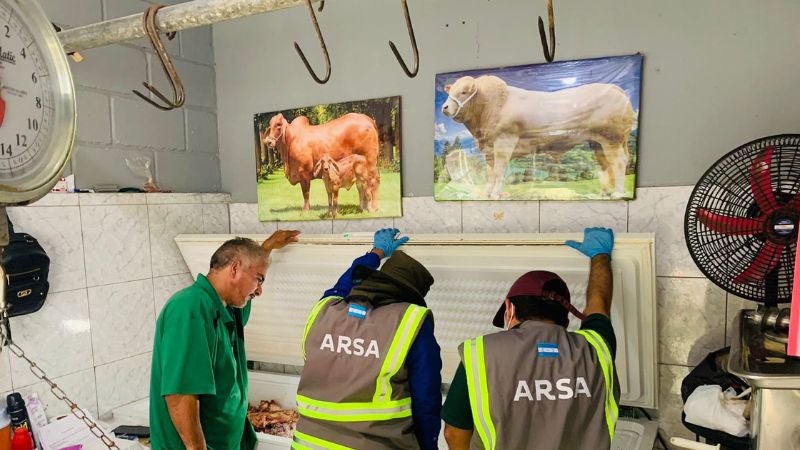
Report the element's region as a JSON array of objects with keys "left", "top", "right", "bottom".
[{"left": 210, "top": 237, "right": 267, "bottom": 270}]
